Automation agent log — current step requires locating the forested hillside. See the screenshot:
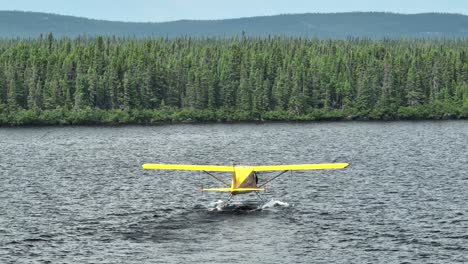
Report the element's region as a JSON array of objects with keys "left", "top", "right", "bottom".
[
  {"left": 2, "top": 11, "right": 468, "bottom": 38},
  {"left": 0, "top": 35, "right": 467, "bottom": 125}
]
